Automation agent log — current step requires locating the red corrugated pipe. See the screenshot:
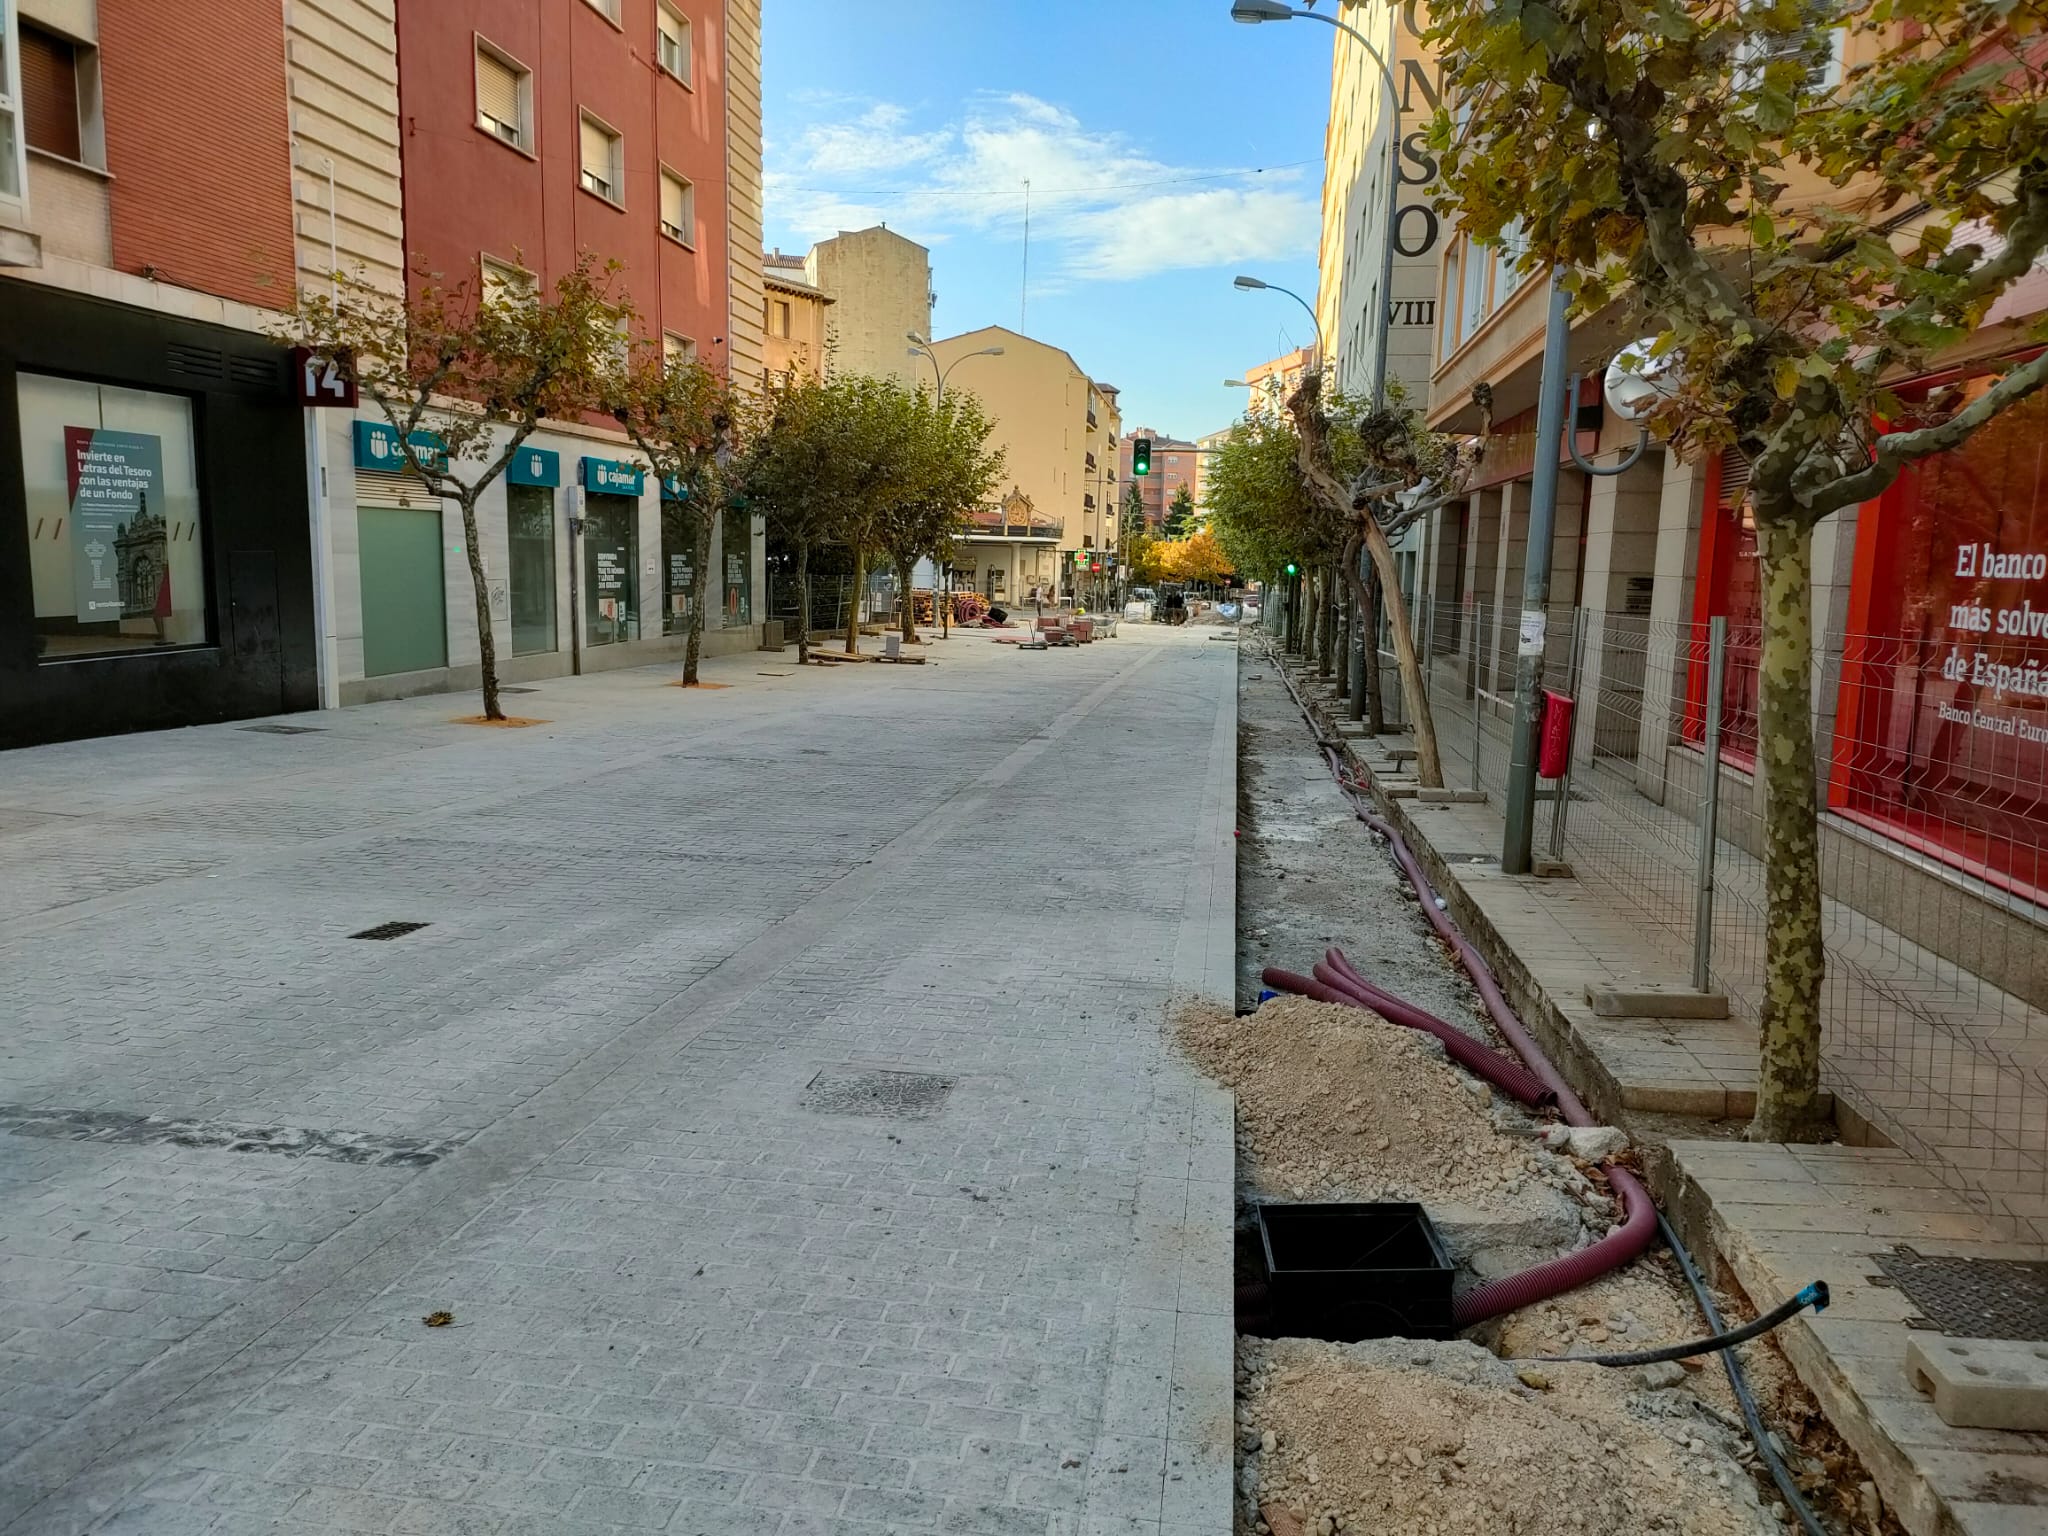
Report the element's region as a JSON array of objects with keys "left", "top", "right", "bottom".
[{"left": 1261, "top": 965, "right": 1554, "bottom": 1109}]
